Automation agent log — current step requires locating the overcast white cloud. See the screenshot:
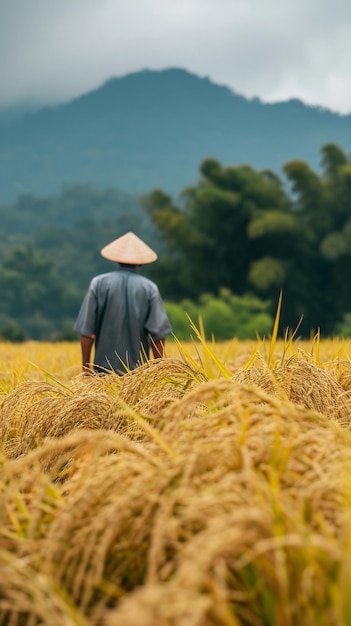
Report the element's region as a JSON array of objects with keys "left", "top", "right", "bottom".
[{"left": 1, "top": 0, "right": 351, "bottom": 113}]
